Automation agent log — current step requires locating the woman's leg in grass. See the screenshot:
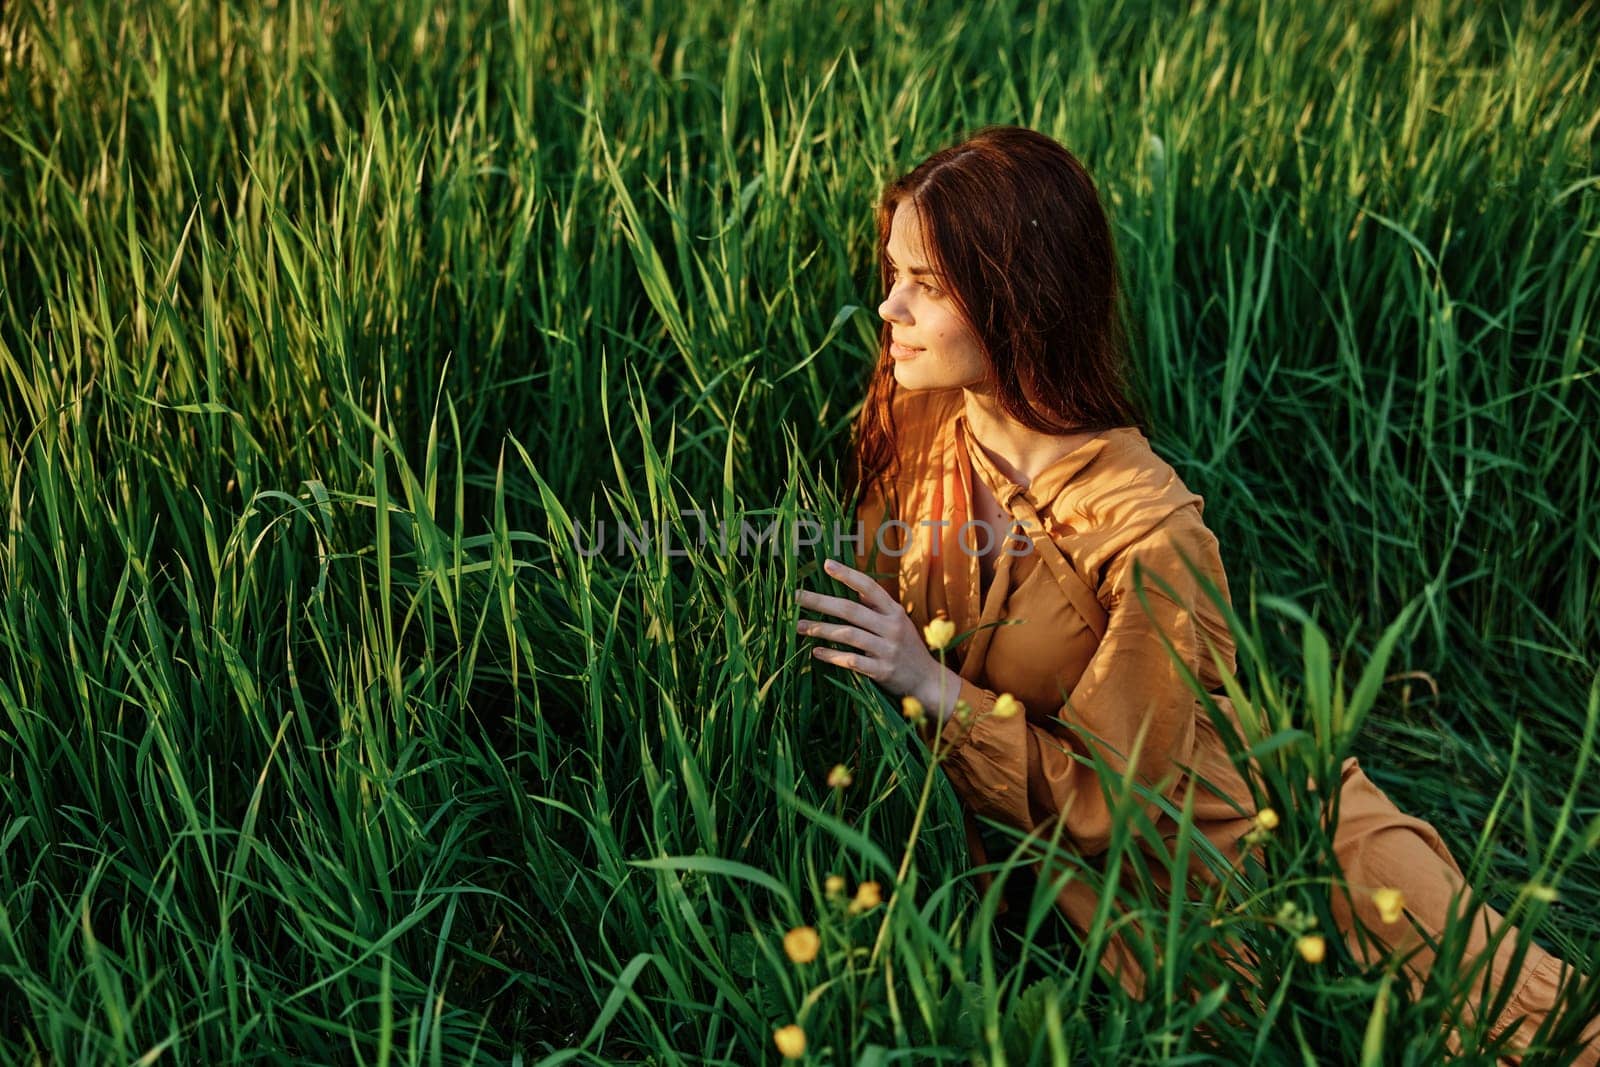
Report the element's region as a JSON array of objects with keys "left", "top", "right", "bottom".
[{"left": 1328, "top": 757, "right": 1600, "bottom": 1063}]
